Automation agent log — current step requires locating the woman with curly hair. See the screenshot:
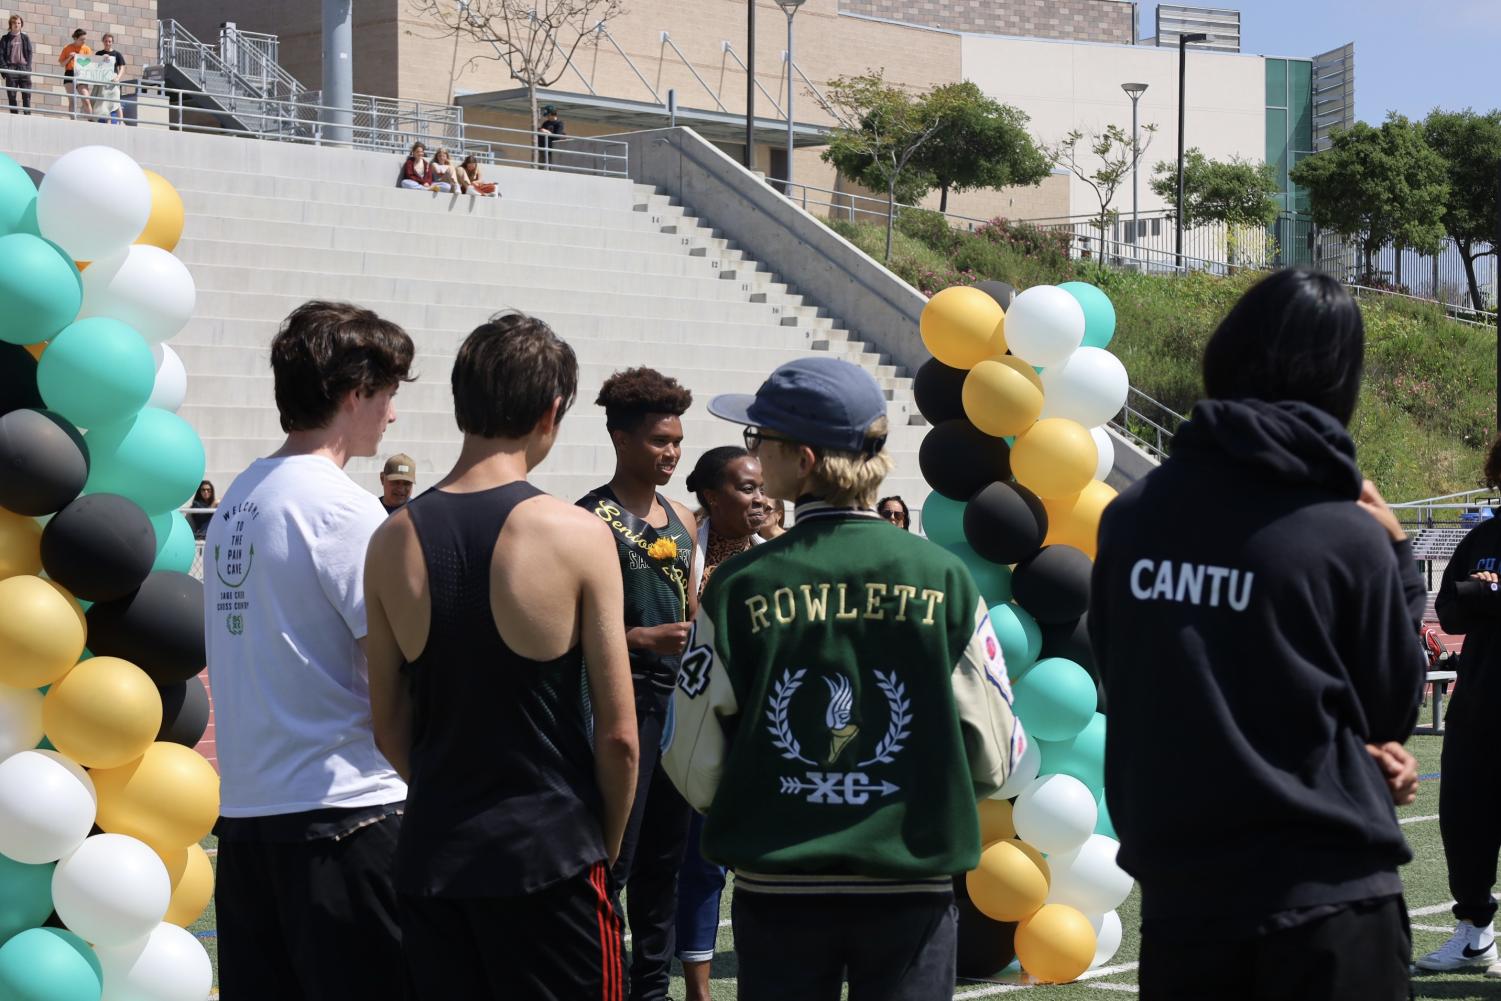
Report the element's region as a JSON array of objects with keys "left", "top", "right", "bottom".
[{"left": 577, "top": 367, "right": 698, "bottom": 1001}]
